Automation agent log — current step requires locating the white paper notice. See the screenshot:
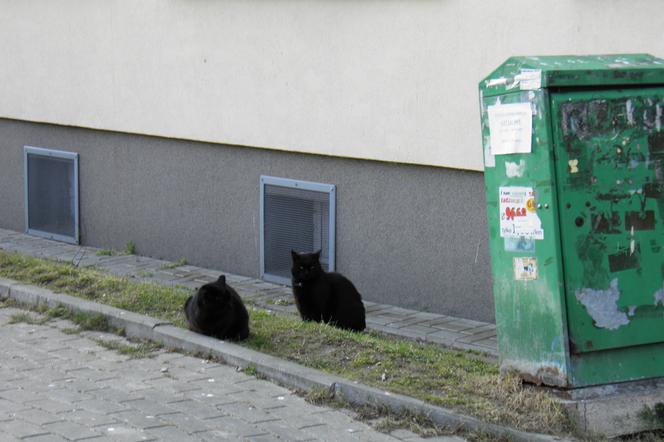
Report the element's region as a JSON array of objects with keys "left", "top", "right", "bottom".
[
  {"left": 499, "top": 186, "right": 544, "bottom": 240},
  {"left": 487, "top": 103, "right": 533, "bottom": 155},
  {"left": 515, "top": 69, "right": 542, "bottom": 91}
]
